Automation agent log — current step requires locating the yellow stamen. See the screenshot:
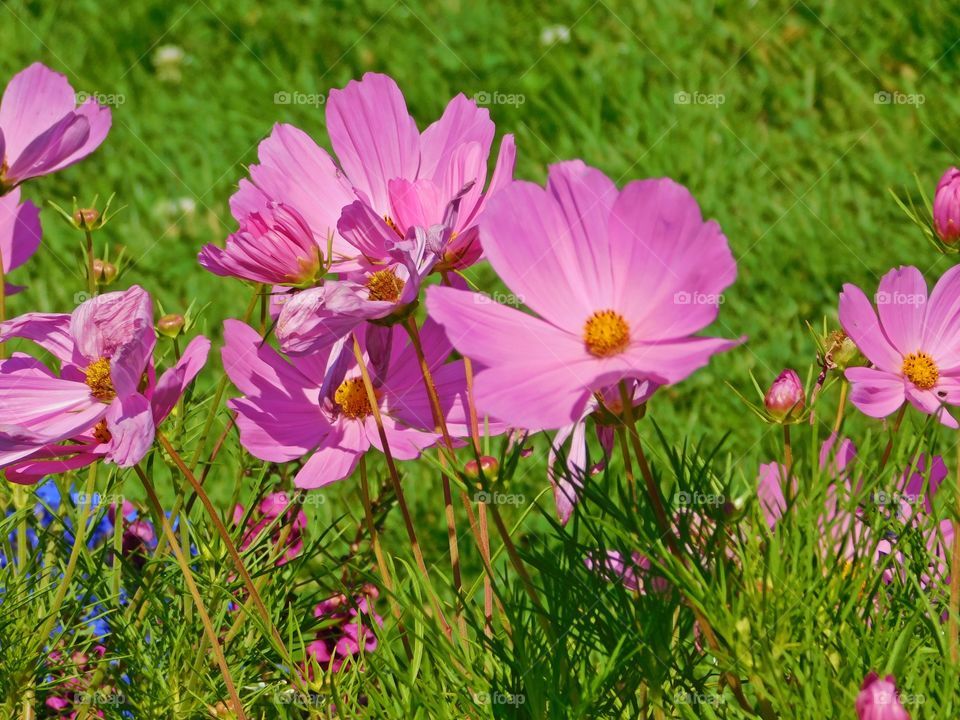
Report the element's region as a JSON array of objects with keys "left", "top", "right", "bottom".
[
  {"left": 584, "top": 310, "right": 630, "bottom": 358},
  {"left": 383, "top": 215, "right": 403, "bottom": 238},
  {"left": 366, "top": 268, "right": 405, "bottom": 303},
  {"left": 334, "top": 377, "right": 375, "bottom": 419},
  {"left": 84, "top": 358, "right": 116, "bottom": 402},
  {"left": 901, "top": 351, "right": 938, "bottom": 390}
]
